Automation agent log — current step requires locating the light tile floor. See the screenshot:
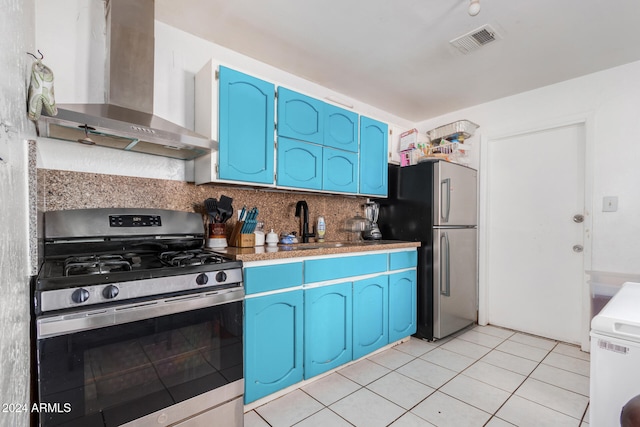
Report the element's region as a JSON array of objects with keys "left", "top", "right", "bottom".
[{"left": 245, "top": 325, "right": 590, "bottom": 427}]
